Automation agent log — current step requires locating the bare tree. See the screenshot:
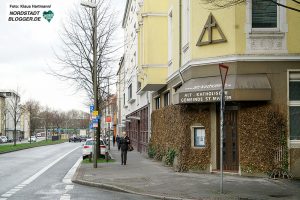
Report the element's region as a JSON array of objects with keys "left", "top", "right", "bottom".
[
  {"left": 201, "top": 0, "right": 300, "bottom": 12},
  {"left": 24, "top": 100, "right": 41, "bottom": 143},
  {"left": 51, "top": 0, "right": 119, "bottom": 158},
  {"left": 6, "top": 92, "right": 21, "bottom": 146},
  {"left": 40, "top": 107, "right": 53, "bottom": 141}
]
